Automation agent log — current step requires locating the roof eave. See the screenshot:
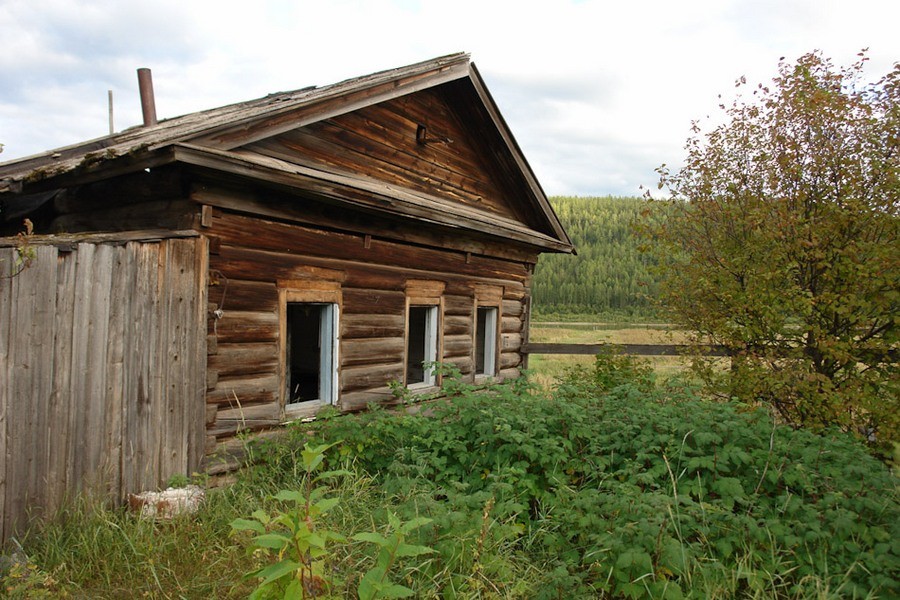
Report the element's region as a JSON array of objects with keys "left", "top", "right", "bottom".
[{"left": 171, "top": 144, "right": 572, "bottom": 253}]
